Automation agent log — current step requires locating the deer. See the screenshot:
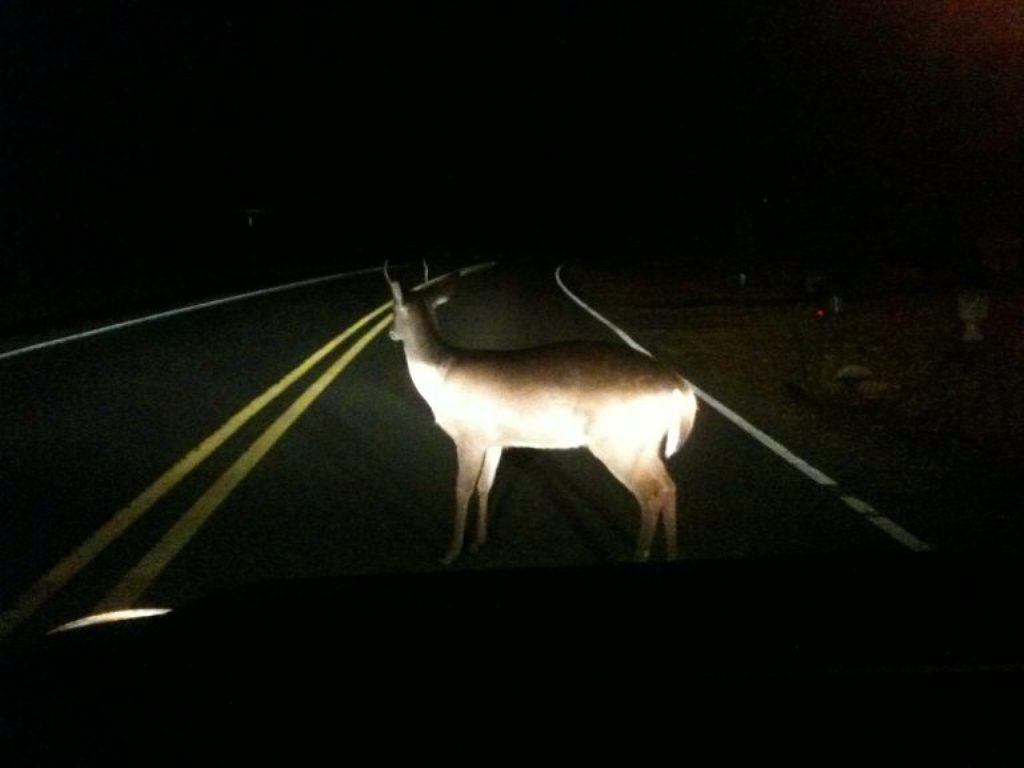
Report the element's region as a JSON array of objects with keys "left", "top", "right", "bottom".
[{"left": 384, "top": 264, "right": 698, "bottom": 565}]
